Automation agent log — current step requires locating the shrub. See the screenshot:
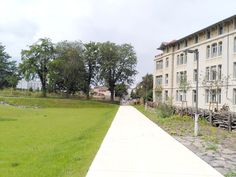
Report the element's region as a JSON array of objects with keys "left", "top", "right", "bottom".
[{"left": 156, "top": 103, "right": 174, "bottom": 118}]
